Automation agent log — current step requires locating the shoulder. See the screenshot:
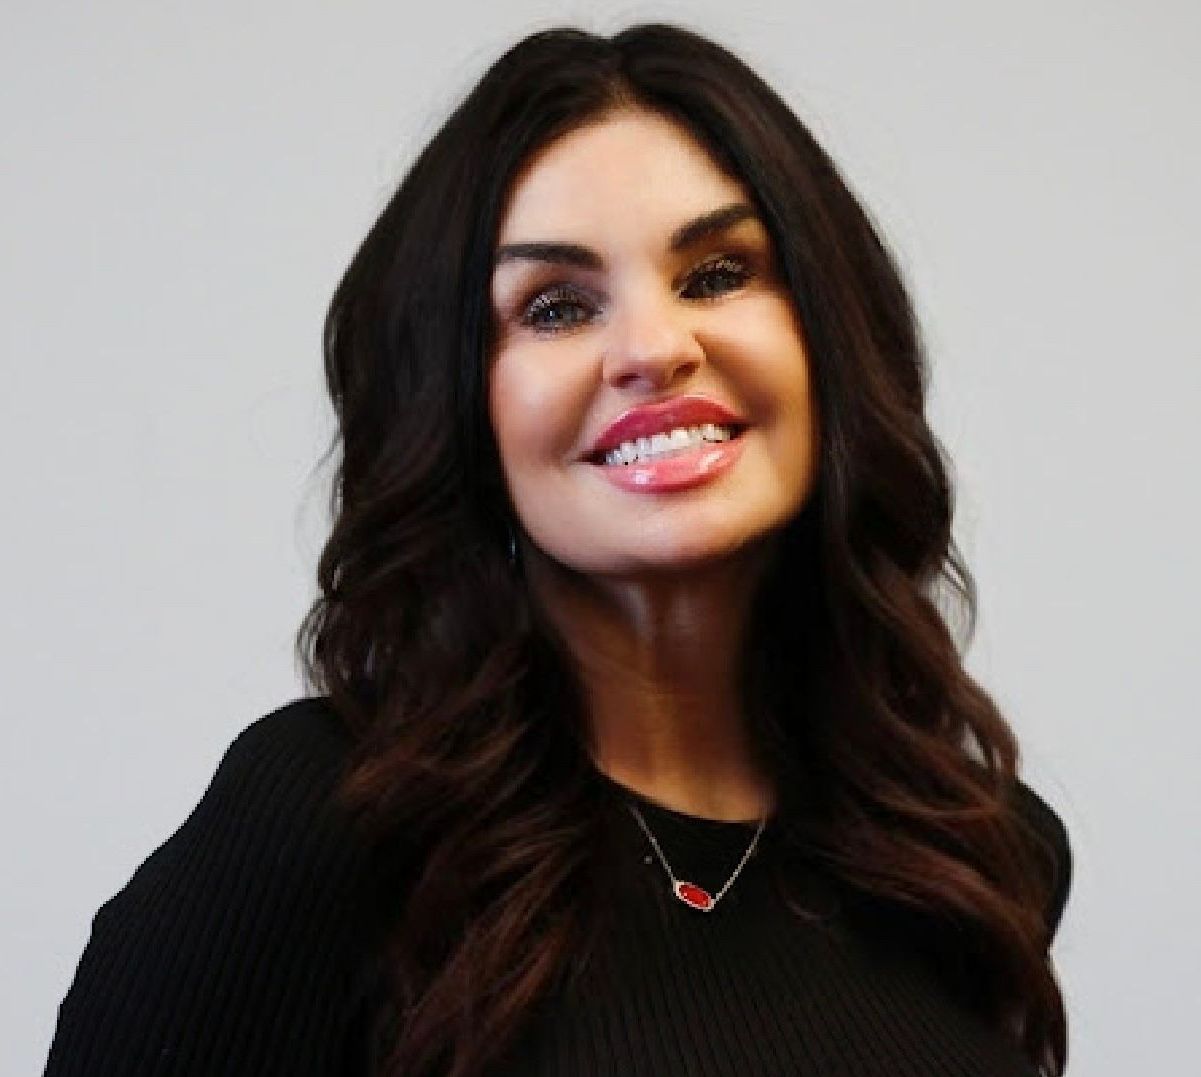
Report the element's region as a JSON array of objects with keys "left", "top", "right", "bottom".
[
  {"left": 44, "top": 697, "right": 379, "bottom": 1075},
  {"left": 91, "top": 693, "right": 370, "bottom": 930},
  {"left": 217, "top": 693, "right": 354, "bottom": 779},
  {"left": 1009, "top": 776, "right": 1073, "bottom": 942},
  {"left": 206, "top": 694, "right": 356, "bottom": 808},
  {"left": 142, "top": 695, "right": 362, "bottom": 887}
]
